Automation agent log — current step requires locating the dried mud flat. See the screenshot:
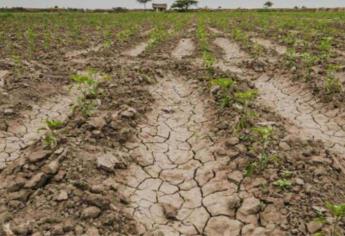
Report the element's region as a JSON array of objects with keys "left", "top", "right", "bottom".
[{"left": 1, "top": 28, "right": 345, "bottom": 236}]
